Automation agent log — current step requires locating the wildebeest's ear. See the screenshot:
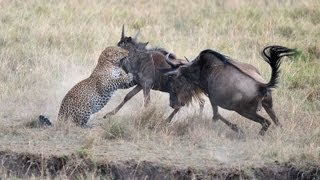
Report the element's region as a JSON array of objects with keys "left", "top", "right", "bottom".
[
  {"left": 121, "top": 25, "right": 125, "bottom": 40},
  {"left": 142, "top": 42, "right": 149, "bottom": 46}
]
